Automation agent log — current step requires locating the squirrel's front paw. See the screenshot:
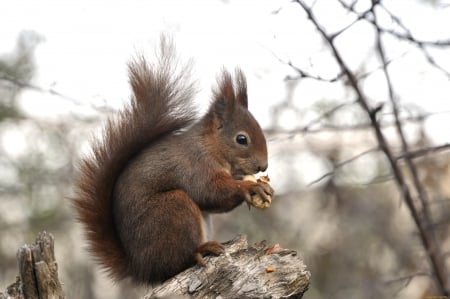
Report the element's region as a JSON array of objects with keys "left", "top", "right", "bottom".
[{"left": 242, "top": 175, "right": 274, "bottom": 209}]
